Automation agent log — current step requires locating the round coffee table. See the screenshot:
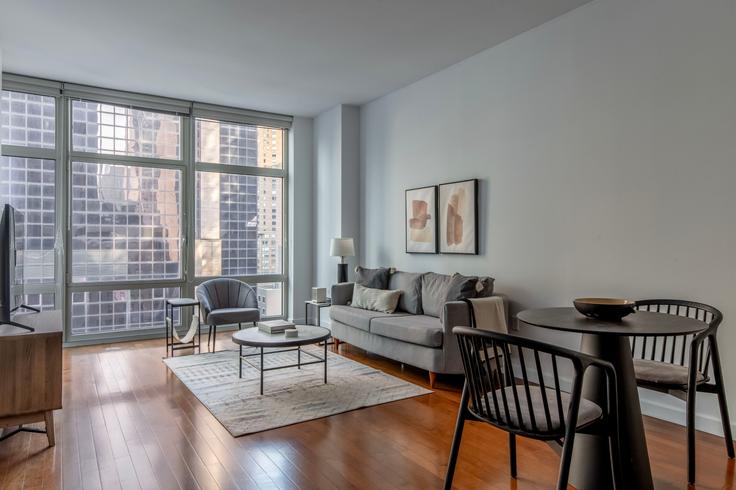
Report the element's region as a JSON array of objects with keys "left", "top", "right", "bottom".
[
  {"left": 231, "top": 325, "right": 331, "bottom": 395},
  {"left": 517, "top": 307, "right": 707, "bottom": 490}
]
